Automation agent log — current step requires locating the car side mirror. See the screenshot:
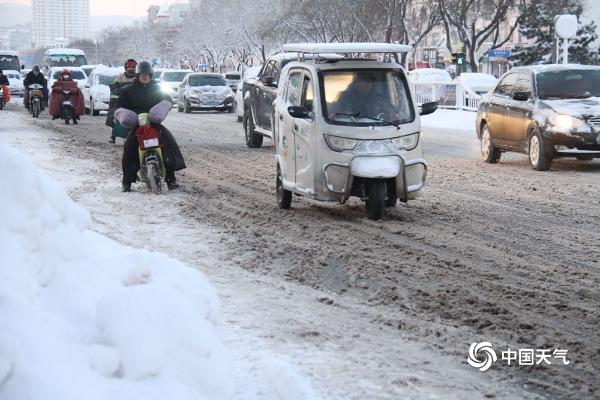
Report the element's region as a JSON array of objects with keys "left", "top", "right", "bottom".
[
  {"left": 420, "top": 101, "right": 437, "bottom": 116},
  {"left": 513, "top": 91, "right": 531, "bottom": 101},
  {"left": 288, "top": 106, "right": 311, "bottom": 119},
  {"left": 262, "top": 76, "right": 276, "bottom": 87}
]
